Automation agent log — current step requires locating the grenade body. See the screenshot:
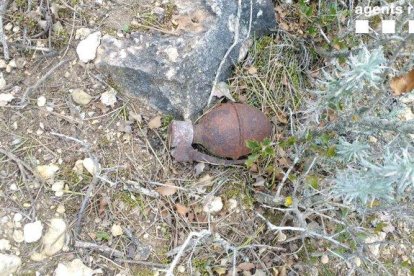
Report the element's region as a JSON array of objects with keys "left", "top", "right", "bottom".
[{"left": 192, "top": 103, "right": 272, "bottom": 159}]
